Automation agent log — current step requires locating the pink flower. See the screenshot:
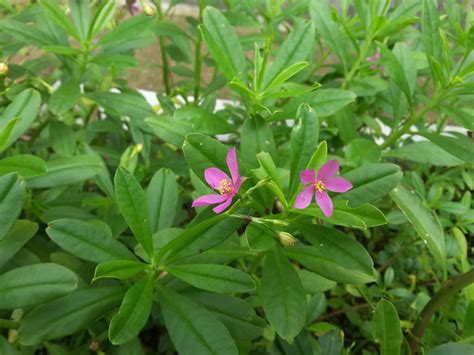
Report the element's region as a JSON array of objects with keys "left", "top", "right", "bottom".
[
  {"left": 366, "top": 50, "right": 381, "bottom": 63},
  {"left": 192, "top": 146, "right": 241, "bottom": 214},
  {"left": 366, "top": 50, "right": 384, "bottom": 72},
  {"left": 294, "top": 160, "right": 352, "bottom": 217}
]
